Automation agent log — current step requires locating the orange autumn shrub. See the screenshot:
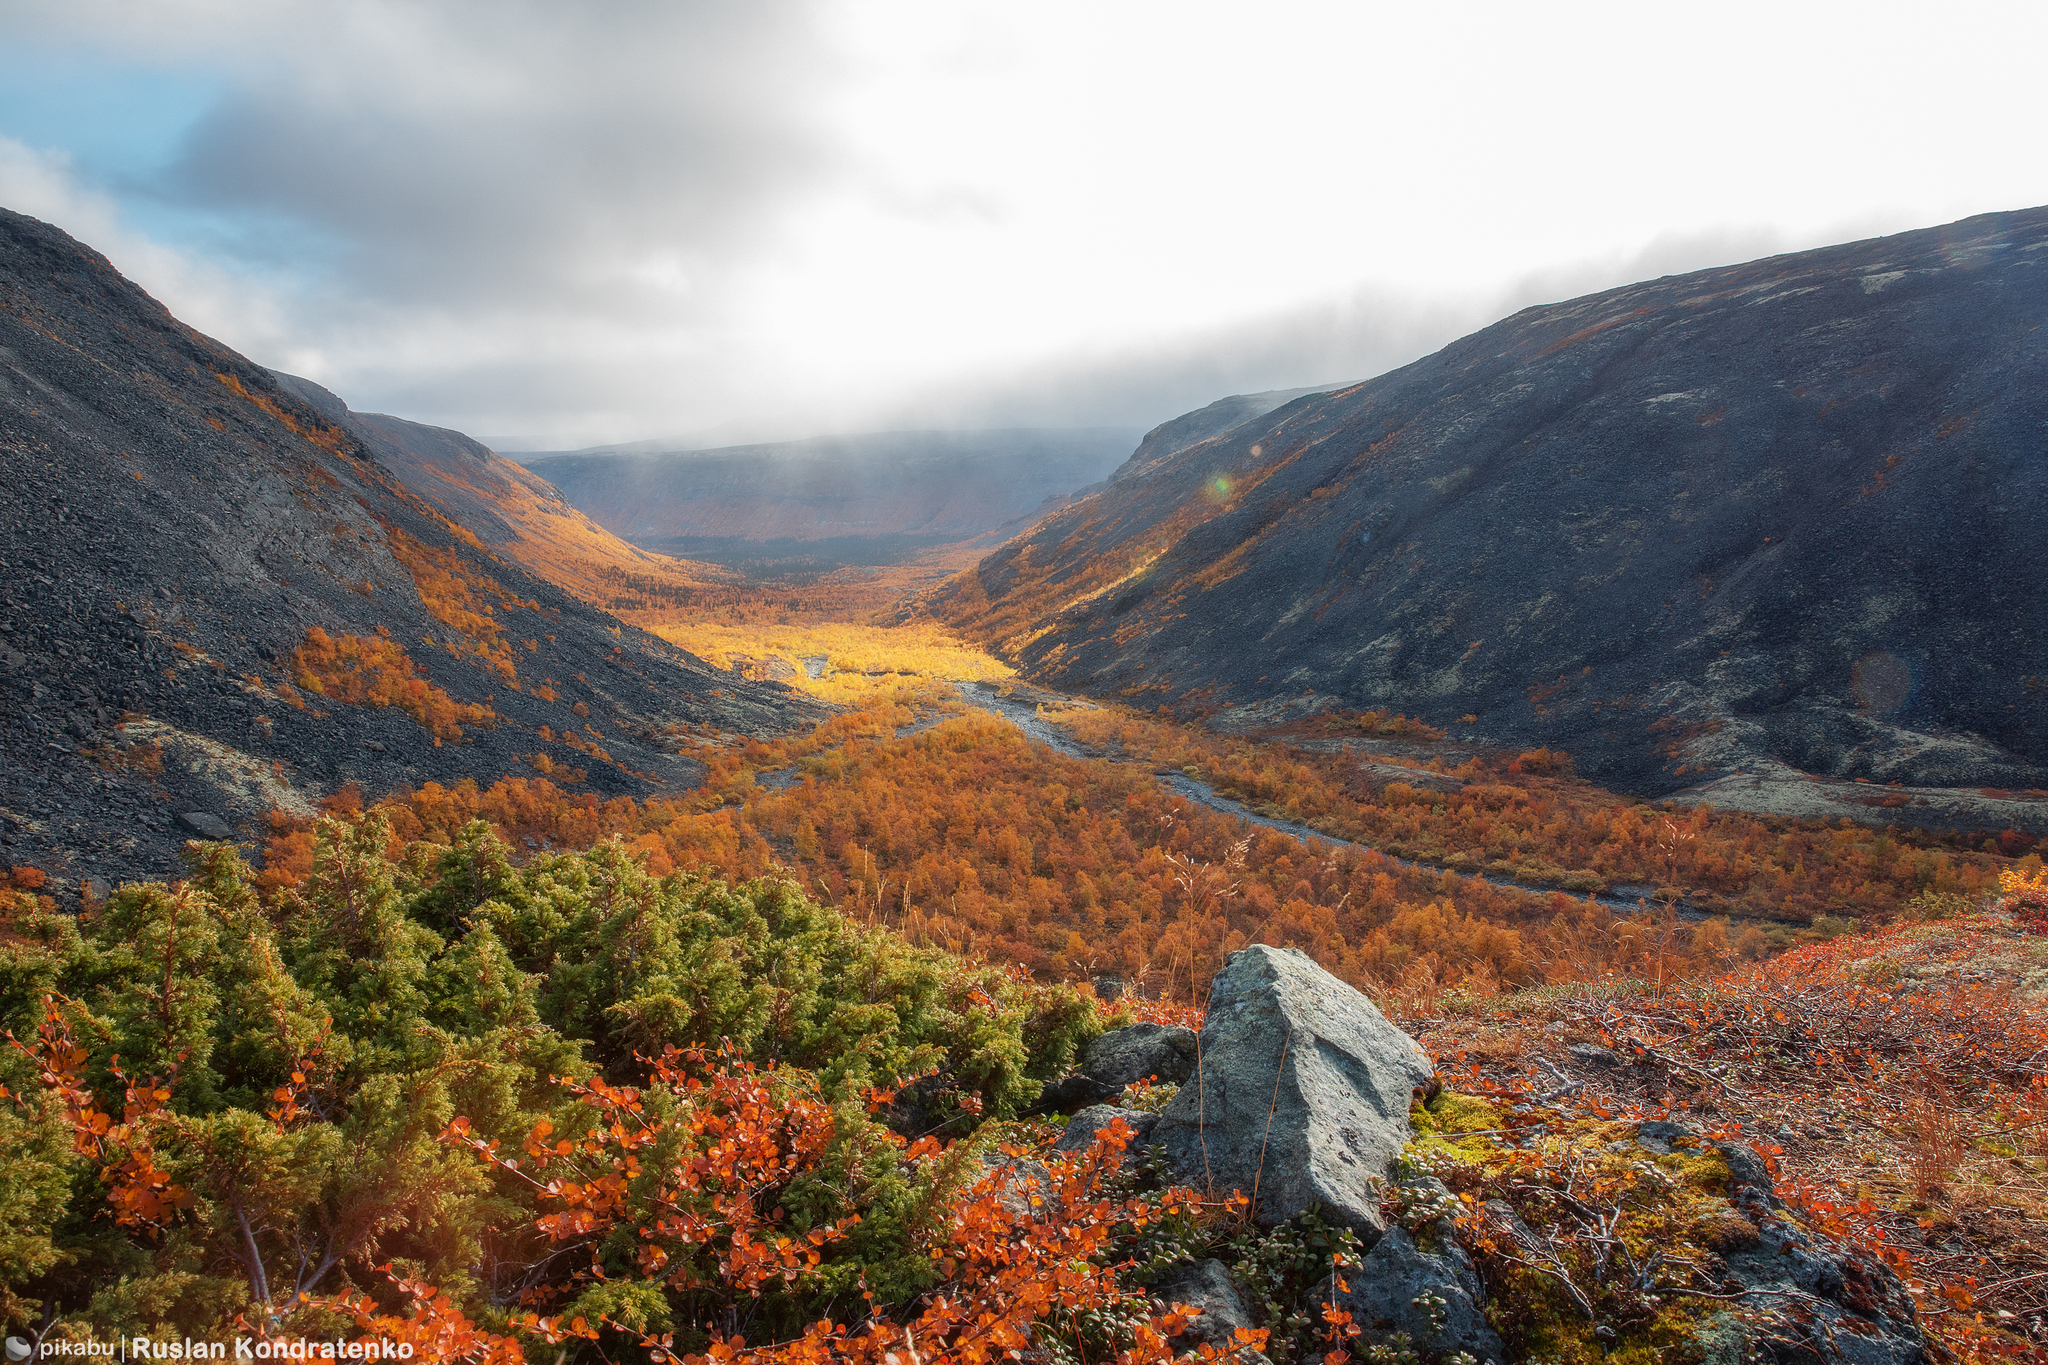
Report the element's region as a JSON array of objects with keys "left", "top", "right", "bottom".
[
  {"left": 382, "top": 525, "right": 535, "bottom": 685},
  {"left": 289, "top": 626, "right": 494, "bottom": 741},
  {"left": 1051, "top": 704, "right": 2005, "bottom": 923}
]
